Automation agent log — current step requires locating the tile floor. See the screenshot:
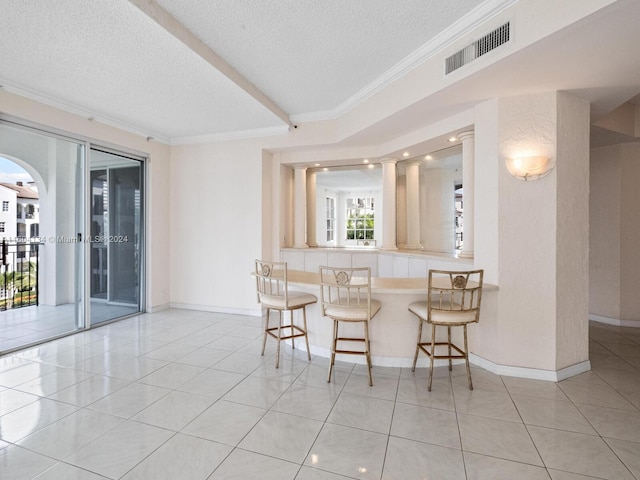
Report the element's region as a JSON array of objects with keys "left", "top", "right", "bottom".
[
  {"left": 0, "top": 303, "right": 139, "bottom": 352},
  {"left": 0, "top": 310, "right": 639, "bottom": 479}
]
